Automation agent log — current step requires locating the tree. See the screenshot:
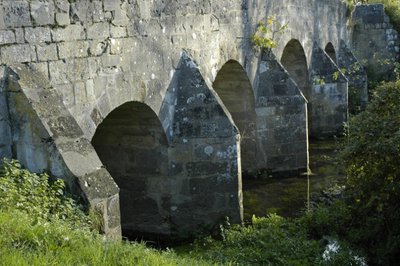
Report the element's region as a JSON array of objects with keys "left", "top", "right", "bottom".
[{"left": 341, "top": 80, "right": 400, "bottom": 265}]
